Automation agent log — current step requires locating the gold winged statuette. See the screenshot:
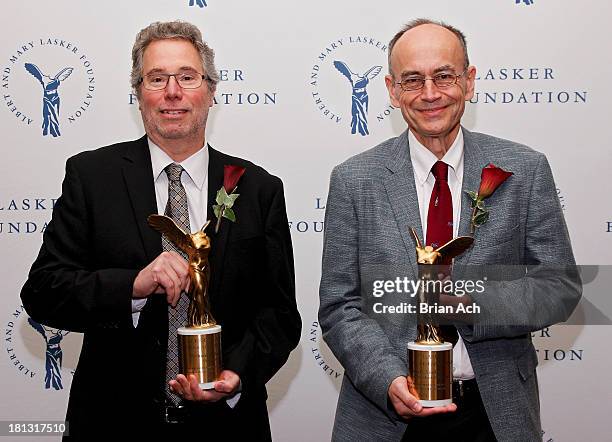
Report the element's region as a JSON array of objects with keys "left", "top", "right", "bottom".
[
  {"left": 147, "top": 215, "right": 216, "bottom": 328},
  {"left": 409, "top": 227, "right": 474, "bottom": 344}
]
